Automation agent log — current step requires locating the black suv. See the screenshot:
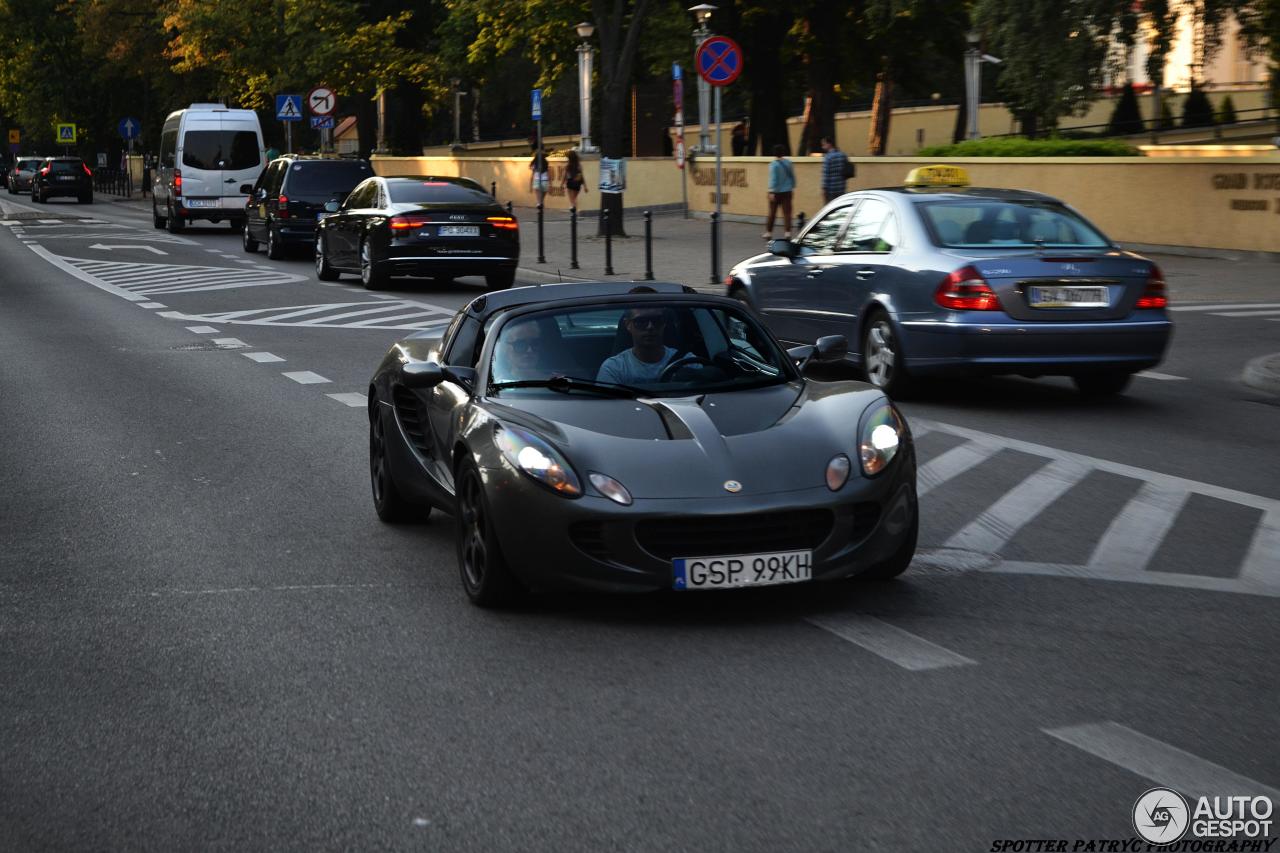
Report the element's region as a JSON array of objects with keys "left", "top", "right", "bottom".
[
  {"left": 242, "top": 155, "right": 373, "bottom": 259},
  {"left": 7, "top": 157, "right": 45, "bottom": 194},
  {"left": 32, "top": 157, "right": 93, "bottom": 204}
]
